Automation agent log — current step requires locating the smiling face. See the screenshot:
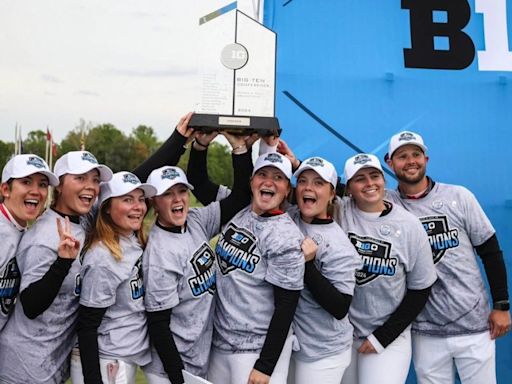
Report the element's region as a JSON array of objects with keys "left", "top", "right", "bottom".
[
  {"left": 152, "top": 183, "right": 190, "bottom": 227},
  {"left": 387, "top": 144, "right": 429, "bottom": 186},
  {"left": 347, "top": 167, "right": 386, "bottom": 212},
  {"left": 1, "top": 173, "right": 50, "bottom": 226},
  {"left": 108, "top": 189, "right": 147, "bottom": 236},
  {"left": 250, "top": 166, "right": 291, "bottom": 215},
  {"left": 295, "top": 169, "right": 334, "bottom": 223},
  {"left": 54, "top": 169, "right": 101, "bottom": 216}
]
